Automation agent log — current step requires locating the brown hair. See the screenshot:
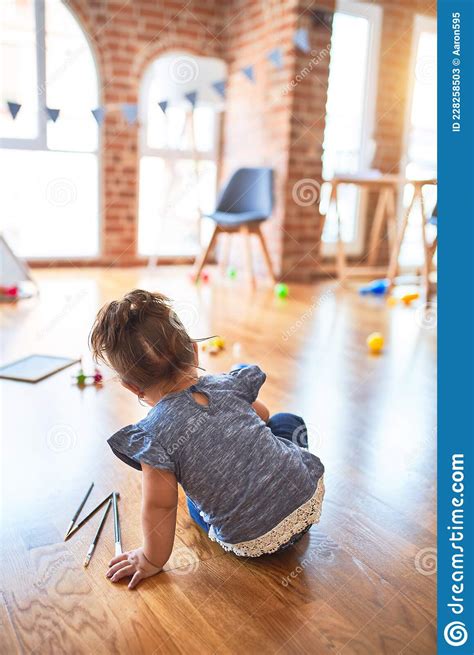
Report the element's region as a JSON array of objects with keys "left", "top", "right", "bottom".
[{"left": 89, "top": 289, "right": 196, "bottom": 391}]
